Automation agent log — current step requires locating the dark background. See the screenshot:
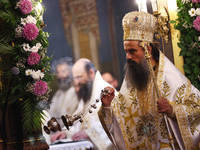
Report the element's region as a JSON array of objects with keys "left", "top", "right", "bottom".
[{"left": 42, "top": 0, "right": 155, "bottom": 86}]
